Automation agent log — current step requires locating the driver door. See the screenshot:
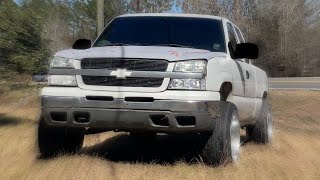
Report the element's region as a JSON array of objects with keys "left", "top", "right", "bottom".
[{"left": 233, "top": 25, "right": 257, "bottom": 98}]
